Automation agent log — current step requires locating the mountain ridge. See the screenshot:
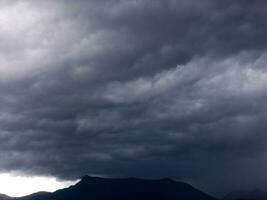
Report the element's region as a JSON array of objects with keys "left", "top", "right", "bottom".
[
  {"left": 3, "top": 176, "right": 267, "bottom": 200},
  {"left": 0, "top": 176, "right": 217, "bottom": 200}
]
